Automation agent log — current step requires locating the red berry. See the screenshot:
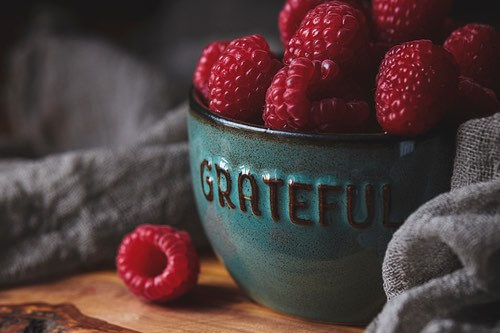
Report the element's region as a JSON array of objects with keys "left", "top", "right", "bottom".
[
  {"left": 209, "top": 35, "right": 283, "bottom": 122},
  {"left": 279, "top": 0, "right": 325, "bottom": 47},
  {"left": 264, "top": 57, "right": 370, "bottom": 132},
  {"left": 444, "top": 24, "right": 500, "bottom": 90},
  {"left": 449, "top": 76, "right": 500, "bottom": 126},
  {"left": 283, "top": 1, "right": 369, "bottom": 73},
  {"left": 278, "top": 0, "right": 363, "bottom": 47},
  {"left": 116, "top": 225, "right": 199, "bottom": 303},
  {"left": 193, "top": 41, "right": 229, "bottom": 102},
  {"left": 376, "top": 40, "right": 459, "bottom": 137},
  {"left": 372, "top": 0, "right": 452, "bottom": 44}
]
